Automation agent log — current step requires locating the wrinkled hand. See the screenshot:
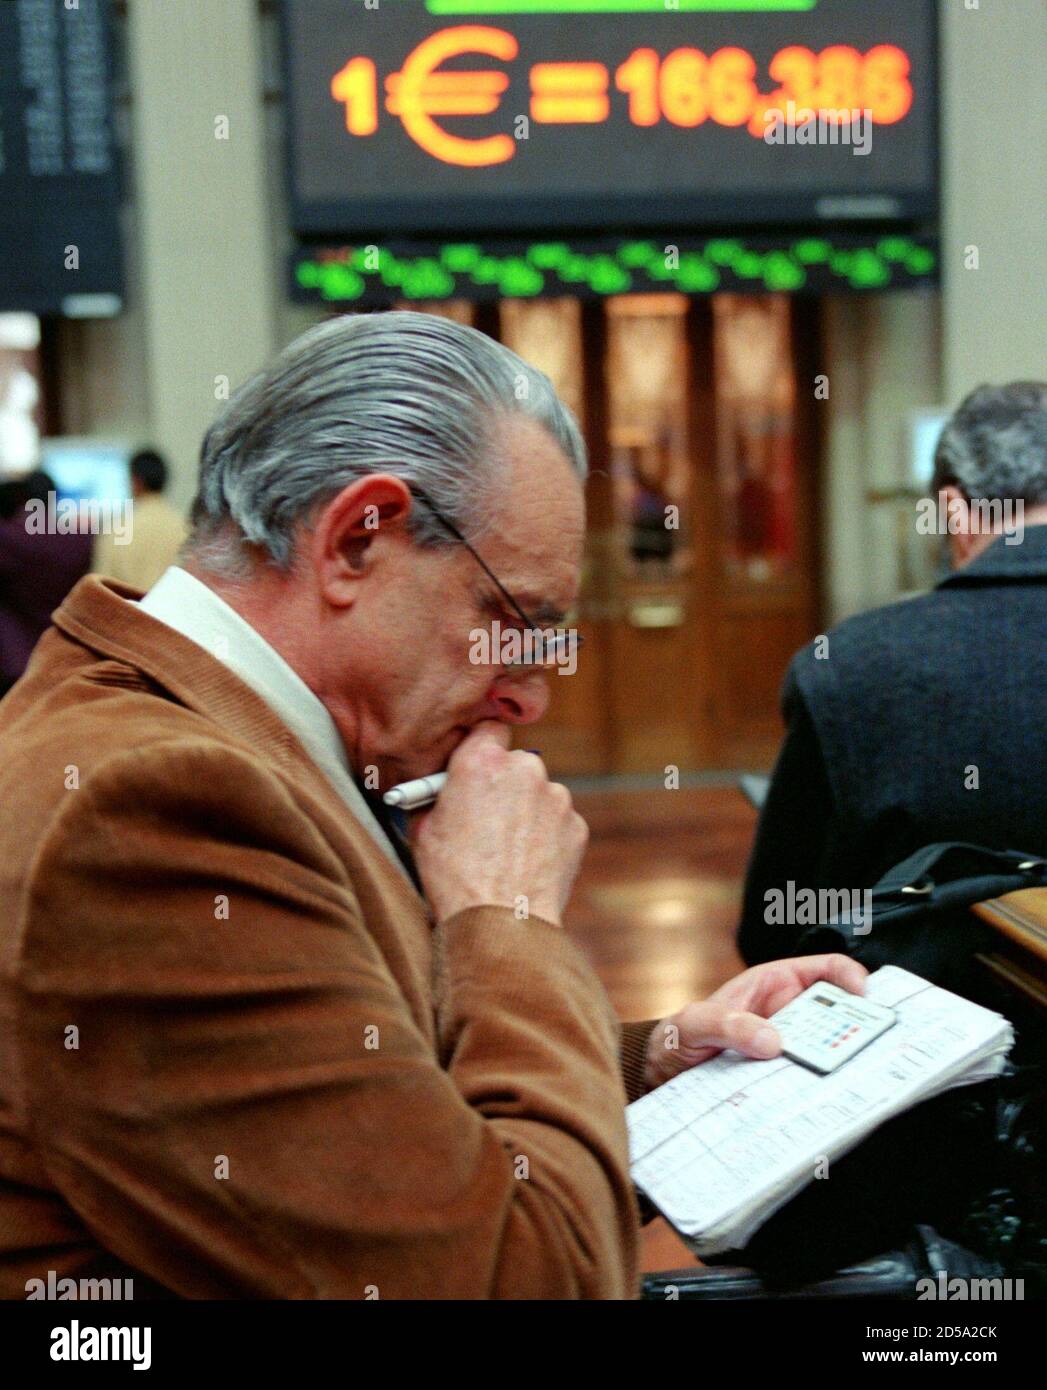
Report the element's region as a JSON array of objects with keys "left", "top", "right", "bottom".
[
  {"left": 411, "top": 720, "right": 588, "bottom": 928},
  {"left": 643, "top": 954, "right": 868, "bottom": 1092}
]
